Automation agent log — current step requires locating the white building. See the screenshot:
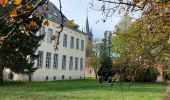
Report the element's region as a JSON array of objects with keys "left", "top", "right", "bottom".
[{"left": 3, "top": 2, "right": 87, "bottom": 81}]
